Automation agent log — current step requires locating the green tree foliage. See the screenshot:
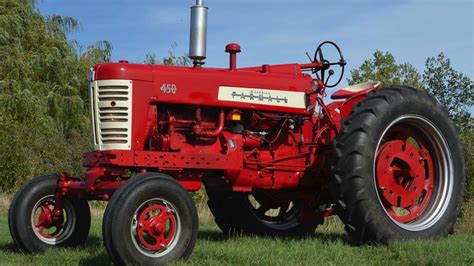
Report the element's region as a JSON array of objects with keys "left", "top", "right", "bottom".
[
  {"left": 349, "top": 50, "right": 473, "bottom": 197},
  {"left": 348, "top": 50, "right": 423, "bottom": 89},
  {"left": 0, "top": 0, "right": 110, "bottom": 191},
  {"left": 423, "top": 53, "right": 473, "bottom": 129},
  {"left": 460, "top": 124, "right": 474, "bottom": 198},
  {"left": 144, "top": 42, "right": 191, "bottom": 66}
]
